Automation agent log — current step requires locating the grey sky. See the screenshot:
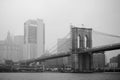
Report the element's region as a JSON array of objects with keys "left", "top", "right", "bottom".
[{"left": 0, "top": 0, "right": 120, "bottom": 61}]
